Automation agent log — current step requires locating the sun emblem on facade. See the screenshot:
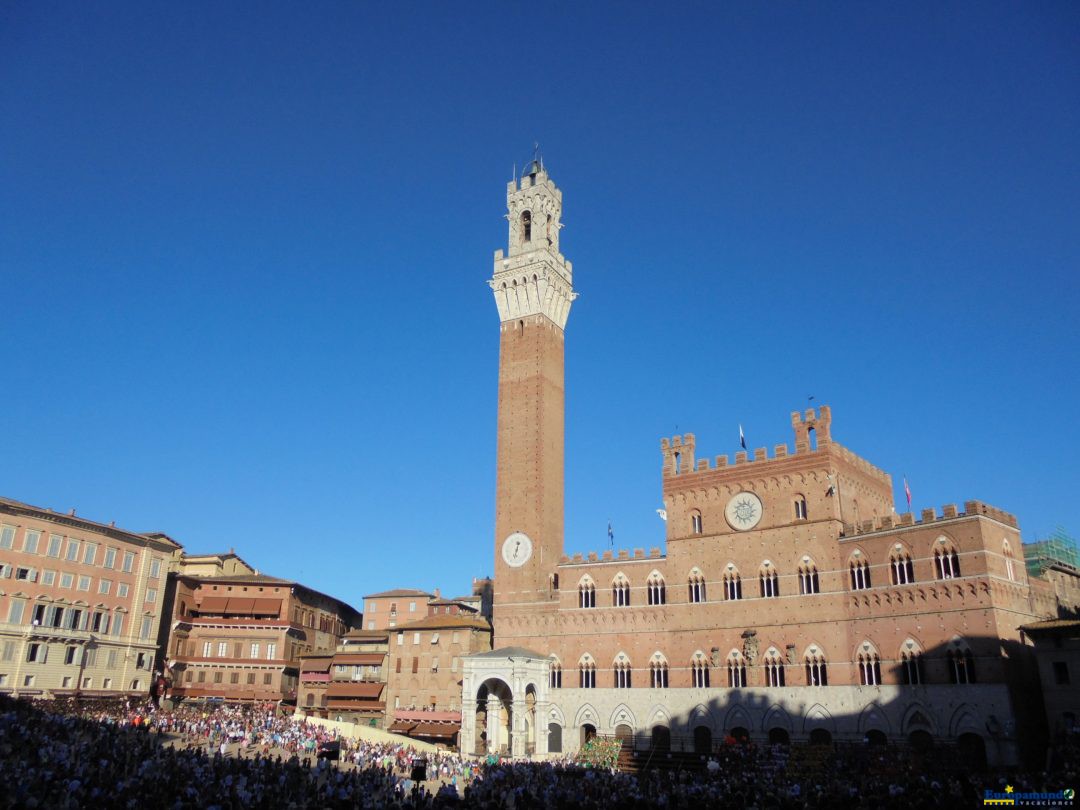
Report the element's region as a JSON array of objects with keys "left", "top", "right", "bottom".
[{"left": 725, "top": 491, "right": 764, "bottom": 531}]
